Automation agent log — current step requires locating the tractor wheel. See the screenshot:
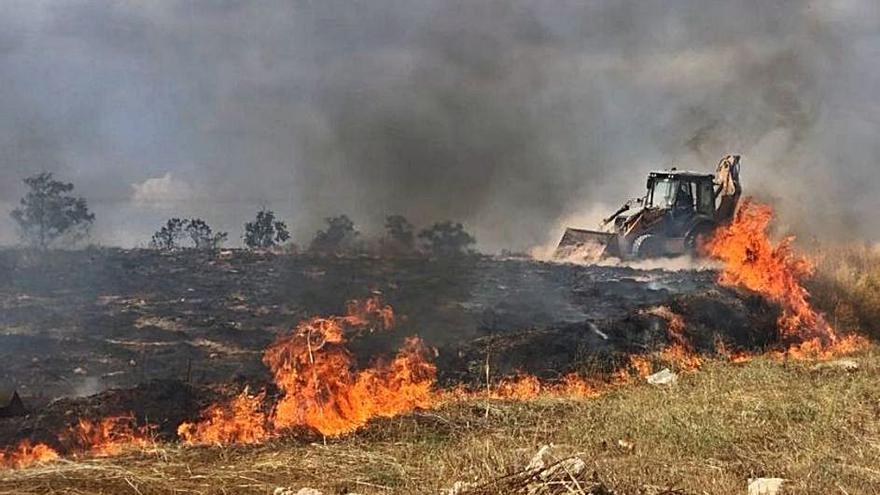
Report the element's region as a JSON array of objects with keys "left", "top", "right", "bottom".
[
  {"left": 631, "top": 234, "right": 664, "bottom": 259},
  {"left": 685, "top": 224, "right": 715, "bottom": 256}
]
